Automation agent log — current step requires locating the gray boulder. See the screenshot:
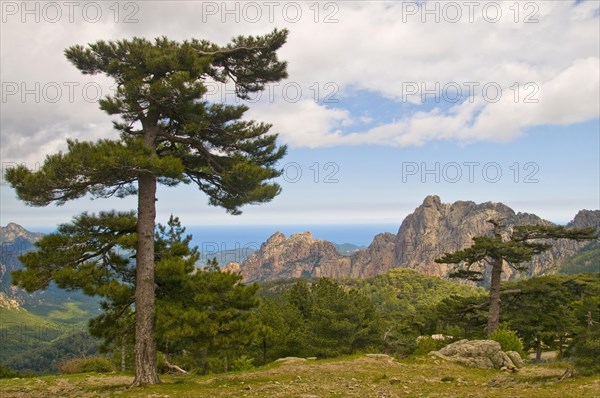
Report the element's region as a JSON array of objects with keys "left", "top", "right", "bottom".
[
  {"left": 506, "top": 351, "right": 525, "bottom": 368},
  {"left": 429, "top": 339, "right": 520, "bottom": 370}
]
